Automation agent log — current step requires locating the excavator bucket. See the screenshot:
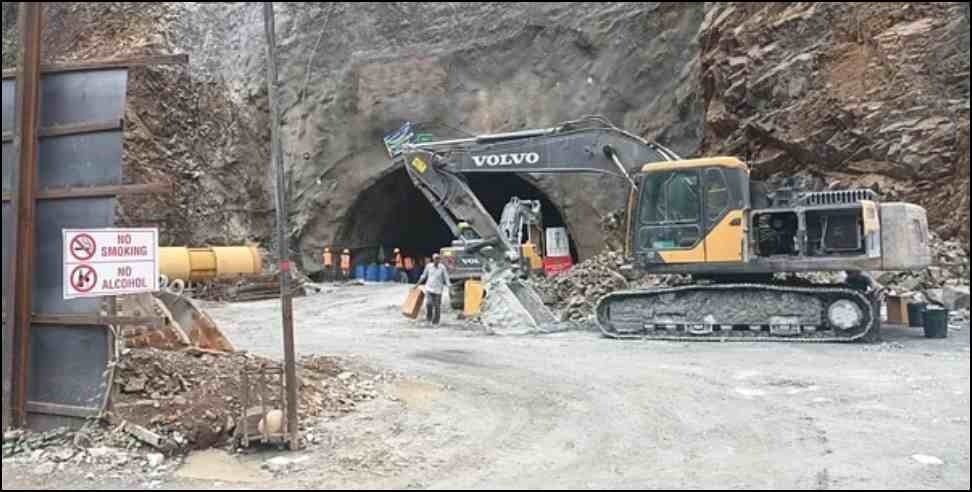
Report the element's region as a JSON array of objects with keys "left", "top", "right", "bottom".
[
  {"left": 156, "top": 291, "right": 236, "bottom": 352},
  {"left": 480, "top": 269, "right": 562, "bottom": 336},
  {"left": 120, "top": 292, "right": 236, "bottom": 353}
]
